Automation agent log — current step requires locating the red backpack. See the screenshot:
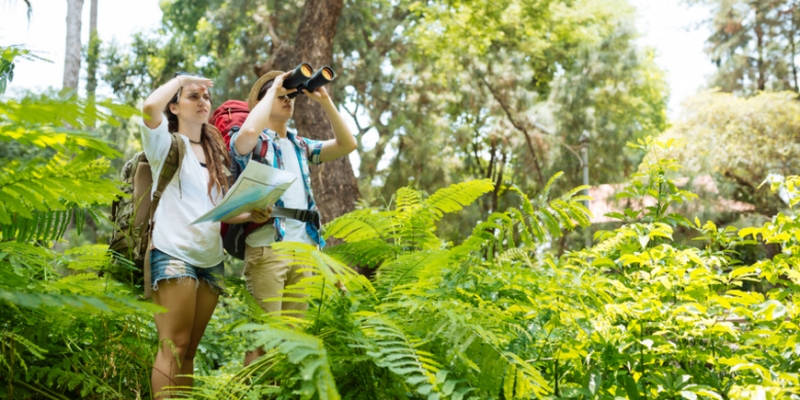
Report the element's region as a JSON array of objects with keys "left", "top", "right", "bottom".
[
  {"left": 212, "top": 100, "right": 250, "bottom": 246},
  {"left": 211, "top": 100, "right": 250, "bottom": 147}
]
